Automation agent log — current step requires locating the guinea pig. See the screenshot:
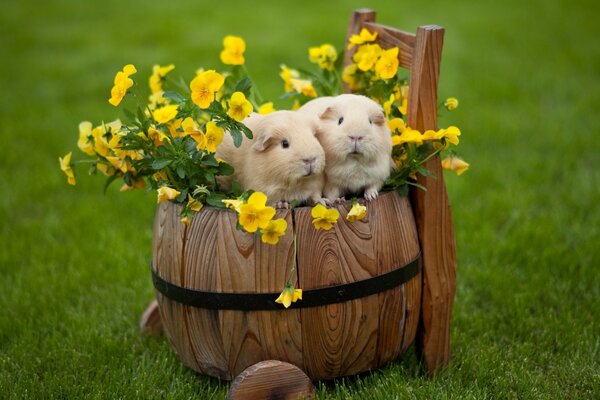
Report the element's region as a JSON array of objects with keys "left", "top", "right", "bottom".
[
  {"left": 215, "top": 111, "right": 326, "bottom": 207},
  {"left": 298, "top": 94, "right": 393, "bottom": 202}
]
